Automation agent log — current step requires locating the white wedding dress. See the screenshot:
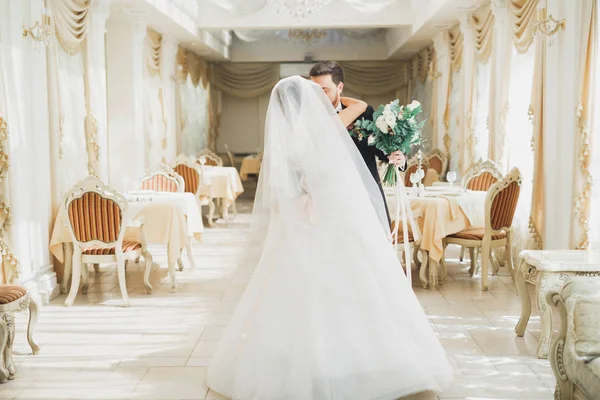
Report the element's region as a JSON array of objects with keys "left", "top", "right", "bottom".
[{"left": 207, "top": 76, "right": 453, "bottom": 400}]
